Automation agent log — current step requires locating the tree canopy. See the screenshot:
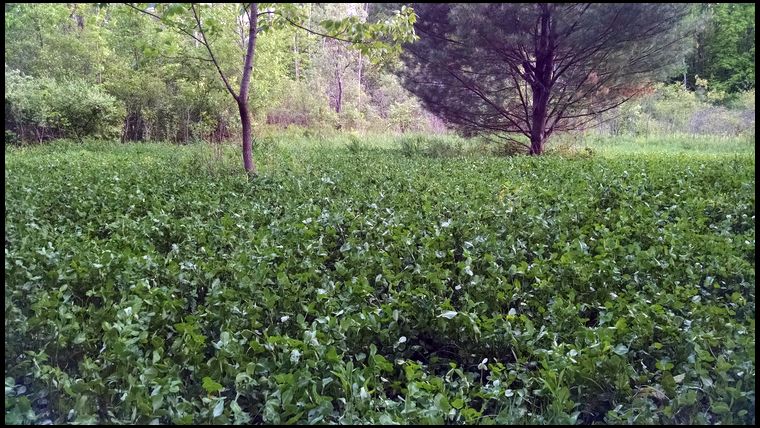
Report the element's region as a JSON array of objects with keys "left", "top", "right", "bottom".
[{"left": 684, "top": 3, "right": 755, "bottom": 94}]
